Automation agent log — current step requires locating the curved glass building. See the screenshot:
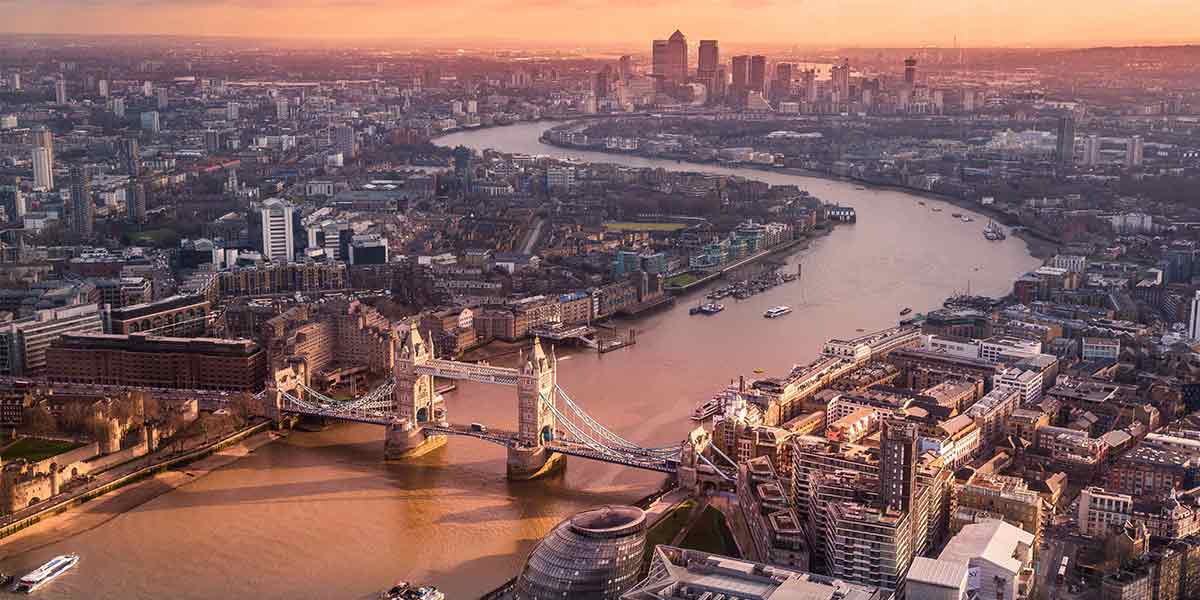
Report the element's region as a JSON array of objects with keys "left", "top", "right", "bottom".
[{"left": 514, "top": 505, "right": 647, "bottom": 600}]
